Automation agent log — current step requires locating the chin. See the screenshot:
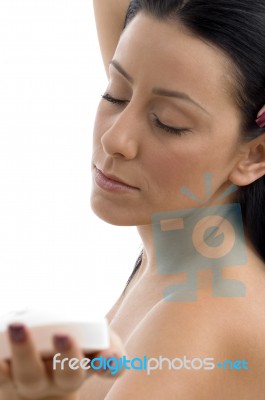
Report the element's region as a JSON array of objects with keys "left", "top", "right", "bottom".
[{"left": 90, "top": 194, "right": 151, "bottom": 227}]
